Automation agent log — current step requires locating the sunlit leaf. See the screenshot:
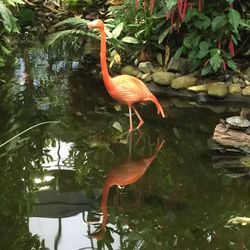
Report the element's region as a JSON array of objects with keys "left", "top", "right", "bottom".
[
  {"left": 0, "top": 1, "right": 19, "bottom": 33},
  {"left": 121, "top": 36, "right": 139, "bottom": 44},
  {"left": 112, "top": 22, "right": 124, "bottom": 39},
  {"left": 228, "top": 8, "right": 241, "bottom": 30},
  {"left": 210, "top": 53, "right": 222, "bottom": 72}
]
